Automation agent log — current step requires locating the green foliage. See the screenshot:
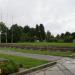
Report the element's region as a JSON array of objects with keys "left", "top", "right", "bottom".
[
  {"left": 0, "top": 47, "right": 75, "bottom": 57},
  {"left": 10, "top": 24, "right": 23, "bottom": 42},
  {"left": 0, "top": 59, "right": 18, "bottom": 75},
  {"left": 15, "top": 42, "right": 75, "bottom": 47},
  {"left": 0, "top": 54, "right": 48, "bottom": 69},
  {"left": 46, "top": 31, "right": 51, "bottom": 42},
  {"left": 0, "top": 22, "right": 8, "bottom": 43},
  {"left": 0, "top": 21, "right": 75, "bottom": 43}
]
